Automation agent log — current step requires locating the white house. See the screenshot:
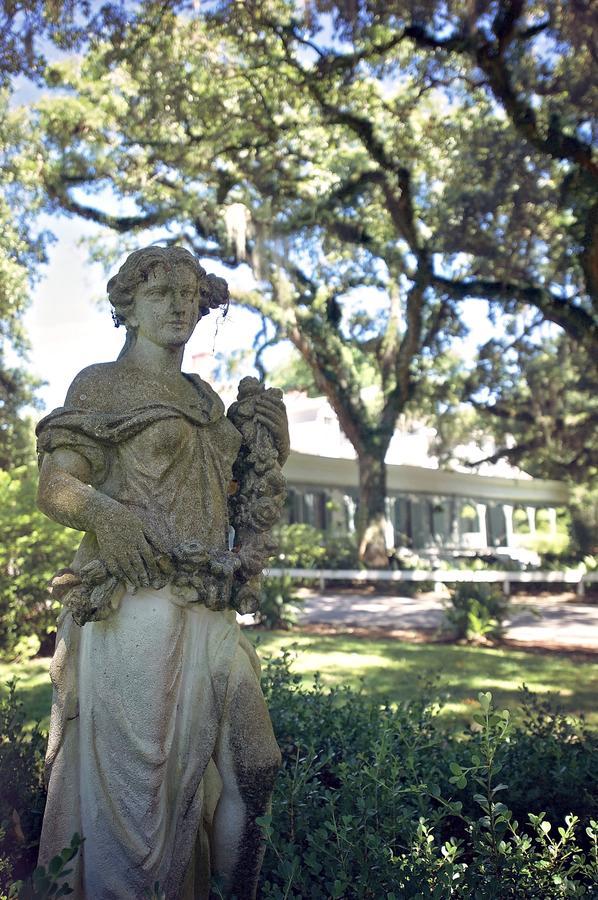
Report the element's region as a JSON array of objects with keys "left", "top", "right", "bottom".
[
  {"left": 191, "top": 355, "right": 568, "bottom": 561},
  {"left": 281, "top": 391, "right": 568, "bottom": 562}
]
